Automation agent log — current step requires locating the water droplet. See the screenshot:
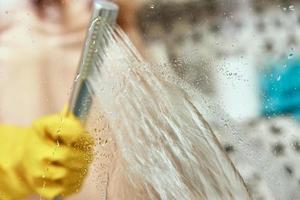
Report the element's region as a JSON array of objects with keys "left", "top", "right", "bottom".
[
  {"left": 289, "top": 5, "right": 295, "bottom": 11},
  {"left": 277, "top": 76, "right": 281, "bottom": 81},
  {"left": 150, "top": 4, "right": 155, "bottom": 9},
  {"left": 75, "top": 73, "right": 80, "bottom": 82},
  {"left": 288, "top": 53, "right": 294, "bottom": 59}
]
